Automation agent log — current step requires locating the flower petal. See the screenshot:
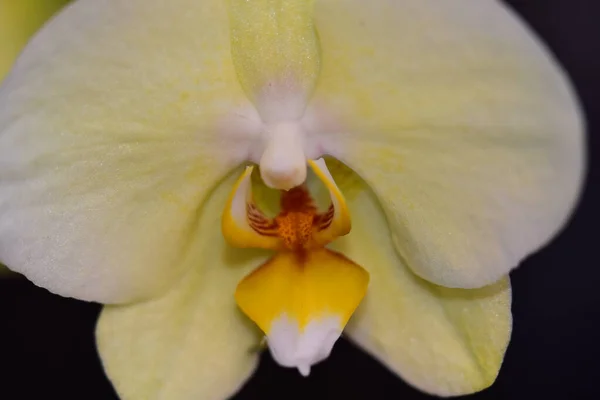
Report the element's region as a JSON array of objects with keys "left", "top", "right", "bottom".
[
  {"left": 326, "top": 165, "right": 511, "bottom": 396},
  {"left": 0, "top": 0, "right": 261, "bottom": 303},
  {"left": 96, "top": 169, "right": 268, "bottom": 400},
  {"left": 308, "top": 0, "right": 584, "bottom": 288},
  {"left": 0, "top": 0, "right": 68, "bottom": 279}
]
